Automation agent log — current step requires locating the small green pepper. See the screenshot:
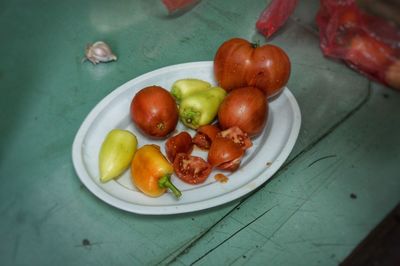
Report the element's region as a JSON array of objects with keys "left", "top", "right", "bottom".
[
  {"left": 179, "top": 86, "right": 226, "bottom": 129},
  {"left": 99, "top": 129, "right": 138, "bottom": 183},
  {"left": 171, "top": 78, "right": 211, "bottom": 102}
]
